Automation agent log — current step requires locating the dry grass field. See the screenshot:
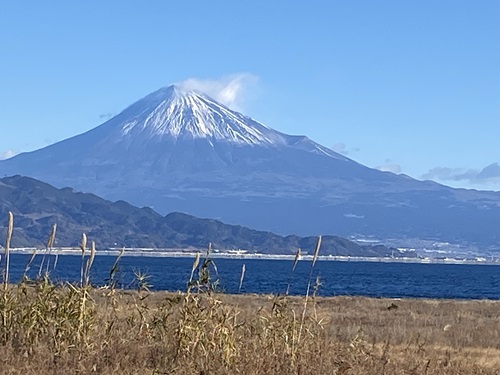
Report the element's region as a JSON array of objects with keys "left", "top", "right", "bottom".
[
  {"left": 0, "top": 215, "right": 499, "bottom": 374},
  {"left": 0, "top": 279, "right": 499, "bottom": 374}
]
